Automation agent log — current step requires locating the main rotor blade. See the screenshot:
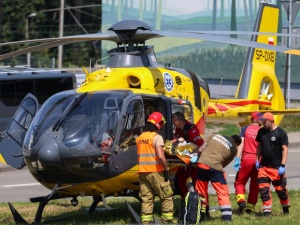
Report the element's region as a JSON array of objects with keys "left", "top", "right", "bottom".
[
  {"left": 179, "top": 30, "right": 300, "bottom": 38},
  {"left": 0, "top": 30, "right": 297, "bottom": 47},
  {"left": 0, "top": 40, "right": 80, "bottom": 60},
  {"left": 0, "top": 31, "right": 118, "bottom": 47},
  {"left": 143, "top": 30, "right": 300, "bottom": 56},
  {"left": 1, "top": 29, "right": 300, "bottom": 61}
]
